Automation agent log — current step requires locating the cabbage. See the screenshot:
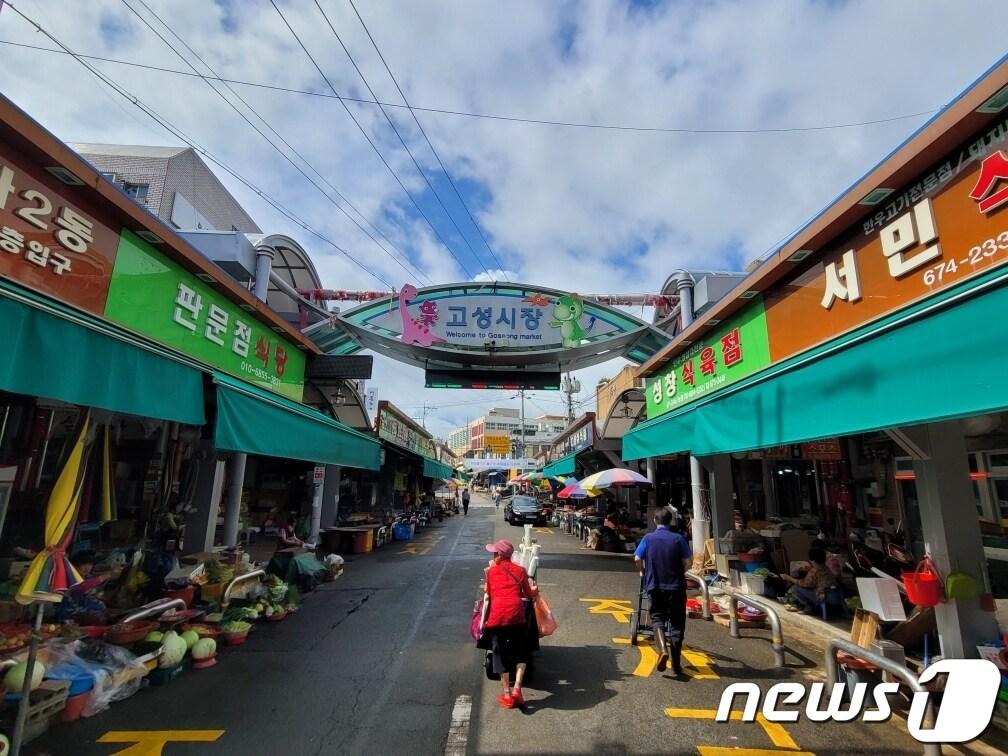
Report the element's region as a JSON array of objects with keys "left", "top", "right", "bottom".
[
  {"left": 180, "top": 630, "right": 200, "bottom": 650},
  {"left": 159, "top": 630, "right": 187, "bottom": 667},
  {"left": 192, "top": 638, "right": 217, "bottom": 660},
  {"left": 144, "top": 631, "right": 164, "bottom": 643},
  {"left": 3, "top": 661, "right": 44, "bottom": 692}
]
